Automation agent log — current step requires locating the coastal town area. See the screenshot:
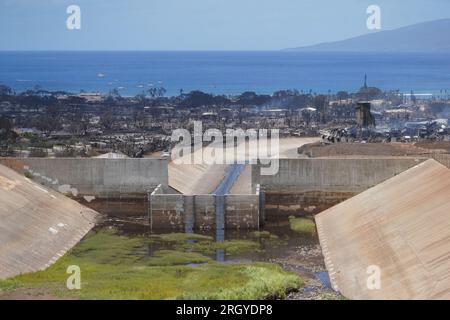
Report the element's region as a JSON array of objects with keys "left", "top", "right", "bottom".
[{"left": 1, "top": 82, "right": 449, "bottom": 158}]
